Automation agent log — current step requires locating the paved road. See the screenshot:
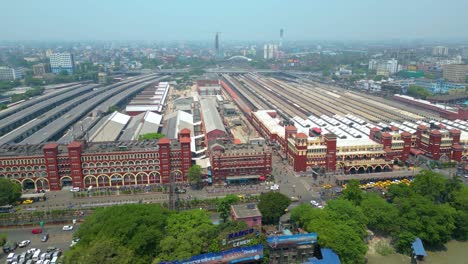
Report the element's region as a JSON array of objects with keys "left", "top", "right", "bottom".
[{"left": 0, "top": 224, "right": 76, "bottom": 261}]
